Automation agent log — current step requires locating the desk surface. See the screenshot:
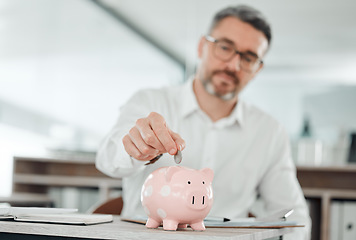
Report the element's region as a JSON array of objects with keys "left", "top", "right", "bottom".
[{"left": 0, "top": 216, "right": 292, "bottom": 240}]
